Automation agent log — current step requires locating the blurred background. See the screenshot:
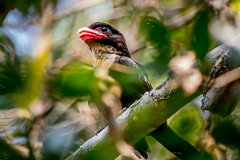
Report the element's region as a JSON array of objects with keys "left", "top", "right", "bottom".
[{"left": 0, "top": 0, "right": 240, "bottom": 159}]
